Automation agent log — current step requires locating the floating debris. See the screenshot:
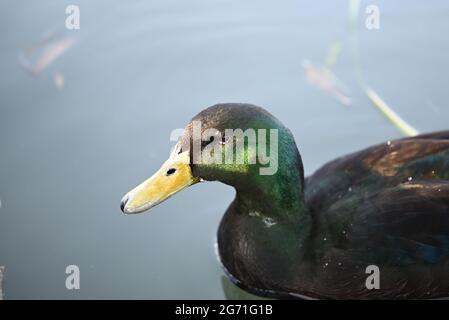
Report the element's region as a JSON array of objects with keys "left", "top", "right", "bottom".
[
  {"left": 53, "top": 71, "right": 65, "bottom": 89},
  {"left": 346, "top": 0, "right": 420, "bottom": 138},
  {"left": 324, "top": 42, "right": 343, "bottom": 68},
  {"left": 348, "top": 0, "right": 361, "bottom": 28},
  {"left": 365, "top": 87, "right": 419, "bottom": 137},
  {"left": 303, "top": 60, "right": 351, "bottom": 107},
  {"left": 19, "top": 32, "right": 77, "bottom": 76}
]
